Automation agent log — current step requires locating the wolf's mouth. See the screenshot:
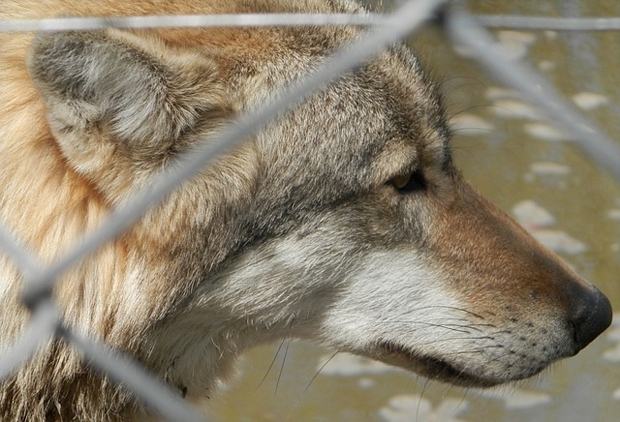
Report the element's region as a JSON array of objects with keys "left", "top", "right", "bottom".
[{"left": 373, "top": 339, "right": 497, "bottom": 388}]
